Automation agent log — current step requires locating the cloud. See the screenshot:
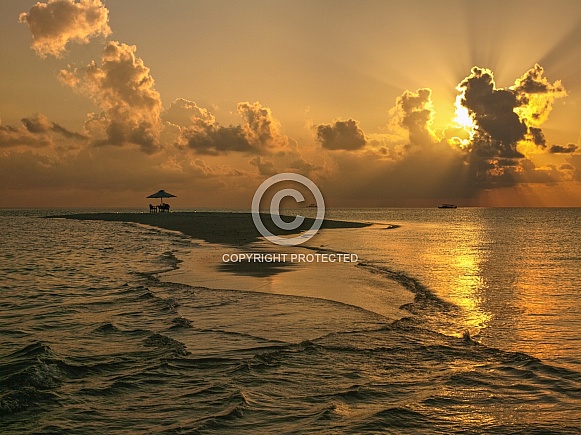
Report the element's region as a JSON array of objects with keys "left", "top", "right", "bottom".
[
  {"left": 59, "top": 41, "right": 163, "bottom": 153},
  {"left": 511, "top": 64, "right": 567, "bottom": 127},
  {"left": 19, "top": 0, "right": 111, "bottom": 58},
  {"left": 454, "top": 65, "right": 570, "bottom": 189},
  {"left": 316, "top": 63, "right": 575, "bottom": 203},
  {"left": 458, "top": 67, "right": 527, "bottom": 158},
  {"left": 393, "top": 88, "right": 437, "bottom": 147},
  {"left": 319, "top": 141, "right": 468, "bottom": 206},
  {"left": 0, "top": 114, "right": 85, "bottom": 148},
  {"left": 177, "top": 121, "right": 253, "bottom": 155},
  {"left": 528, "top": 127, "right": 546, "bottom": 147},
  {"left": 315, "top": 119, "right": 367, "bottom": 151},
  {"left": 566, "top": 155, "right": 581, "bottom": 182},
  {"left": 249, "top": 156, "right": 277, "bottom": 176},
  {"left": 312, "top": 88, "right": 471, "bottom": 205},
  {"left": 9, "top": 1, "right": 581, "bottom": 212},
  {"left": 163, "top": 98, "right": 215, "bottom": 126},
  {"left": 237, "top": 102, "right": 285, "bottom": 149},
  {"left": 559, "top": 163, "right": 575, "bottom": 171},
  {"left": 165, "top": 98, "right": 249, "bottom": 155},
  {"left": 354, "top": 88, "right": 441, "bottom": 161},
  {"left": 247, "top": 149, "right": 320, "bottom": 177},
  {"left": 21, "top": 113, "right": 87, "bottom": 140},
  {"left": 549, "top": 143, "right": 578, "bottom": 154},
  {"left": 175, "top": 100, "right": 288, "bottom": 155},
  {"left": 0, "top": 122, "right": 51, "bottom": 149},
  {"left": 287, "top": 156, "right": 319, "bottom": 174},
  {"left": 0, "top": 145, "right": 232, "bottom": 195}
]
